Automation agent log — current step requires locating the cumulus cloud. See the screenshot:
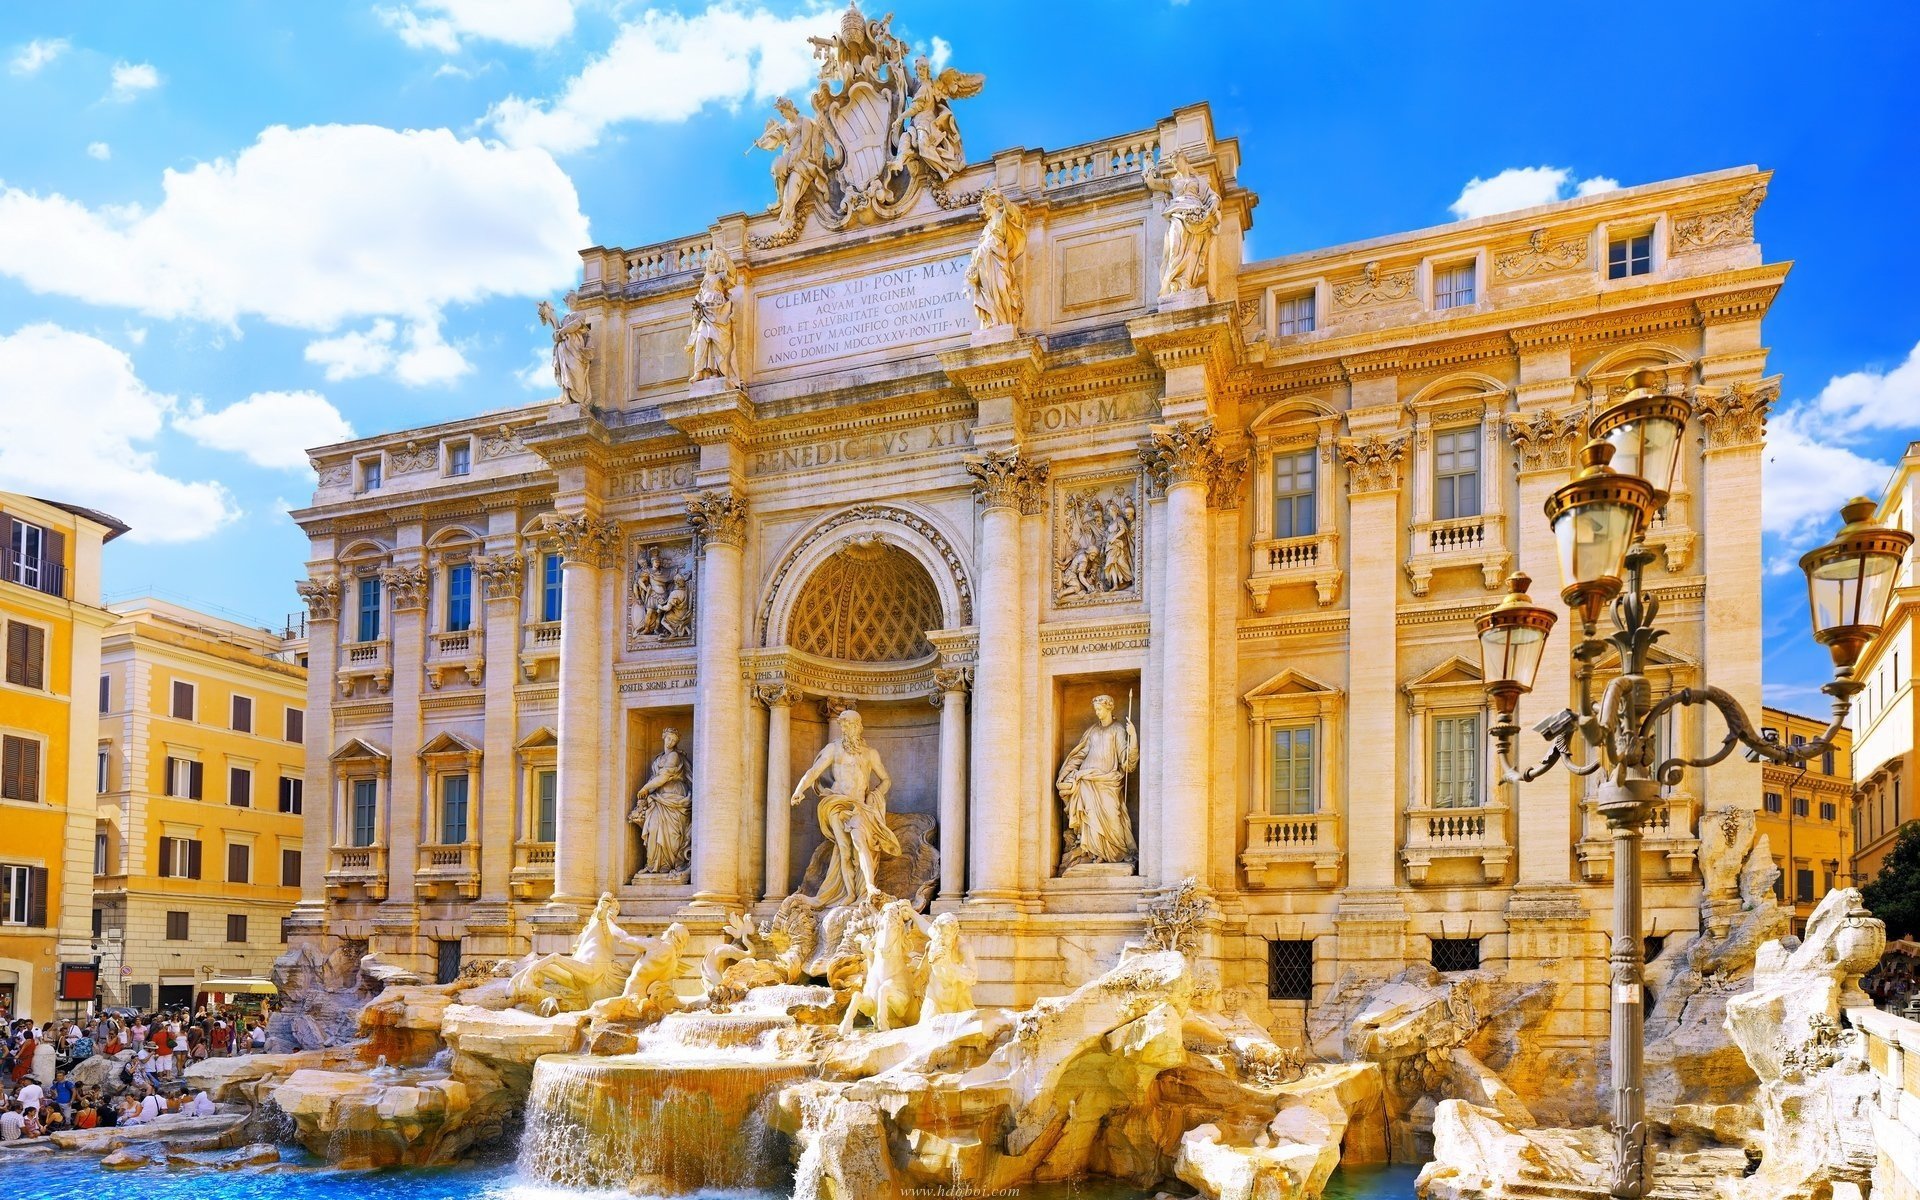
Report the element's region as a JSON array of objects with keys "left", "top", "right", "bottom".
[
  {"left": 0, "top": 323, "right": 238, "bottom": 542},
  {"left": 1448, "top": 166, "right": 1622, "bottom": 221},
  {"left": 485, "top": 3, "right": 839, "bottom": 154},
  {"left": 175, "top": 390, "right": 356, "bottom": 470},
  {"left": 10, "top": 37, "right": 69, "bottom": 76},
  {"left": 381, "top": 0, "right": 577, "bottom": 52},
  {"left": 303, "top": 316, "right": 471, "bottom": 385},
  {"left": 0, "top": 123, "right": 588, "bottom": 341},
  {"left": 108, "top": 60, "right": 161, "bottom": 100},
  {"left": 305, "top": 319, "right": 399, "bottom": 380},
  {"left": 86, "top": 141, "right": 111, "bottom": 160}
]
